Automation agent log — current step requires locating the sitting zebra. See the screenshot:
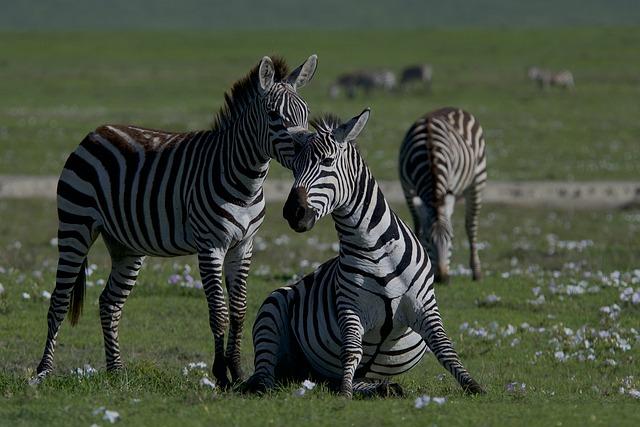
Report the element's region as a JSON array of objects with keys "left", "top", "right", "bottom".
[
  {"left": 399, "top": 107, "right": 487, "bottom": 283},
  {"left": 243, "top": 109, "right": 484, "bottom": 398},
  {"left": 528, "top": 66, "right": 575, "bottom": 89},
  {"left": 328, "top": 69, "right": 397, "bottom": 99},
  {"left": 34, "top": 55, "right": 318, "bottom": 387},
  {"left": 399, "top": 64, "right": 433, "bottom": 91}
]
